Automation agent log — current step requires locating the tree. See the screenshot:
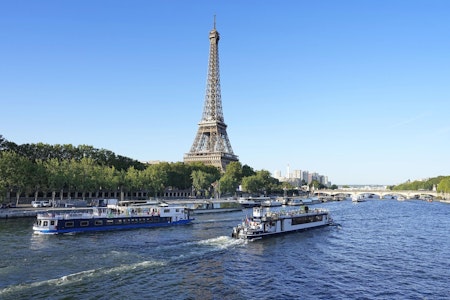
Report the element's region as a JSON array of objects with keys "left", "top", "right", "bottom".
[
  {"left": 126, "top": 166, "right": 142, "bottom": 196},
  {"left": 116, "top": 170, "right": 129, "bottom": 202},
  {"left": 43, "top": 158, "right": 67, "bottom": 201},
  {"left": 219, "top": 161, "right": 243, "bottom": 195},
  {"left": 218, "top": 174, "right": 236, "bottom": 196},
  {"left": 30, "top": 160, "right": 48, "bottom": 201},
  {"left": 142, "top": 163, "right": 169, "bottom": 197},
  {"left": 191, "top": 170, "right": 216, "bottom": 197},
  {"left": 437, "top": 177, "right": 450, "bottom": 194},
  {"left": 75, "top": 157, "right": 98, "bottom": 200},
  {"left": 166, "top": 162, "right": 192, "bottom": 190},
  {"left": 241, "top": 175, "right": 263, "bottom": 194},
  {"left": 92, "top": 164, "right": 118, "bottom": 198},
  {"left": 0, "top": 135, "right": 6, "bottom": 151},
  {"left": 0, "top": 151, "right": 33, "bottom": 205},
  {"left": 242, "top": 164, "right": 256, "bottom": 177}
]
